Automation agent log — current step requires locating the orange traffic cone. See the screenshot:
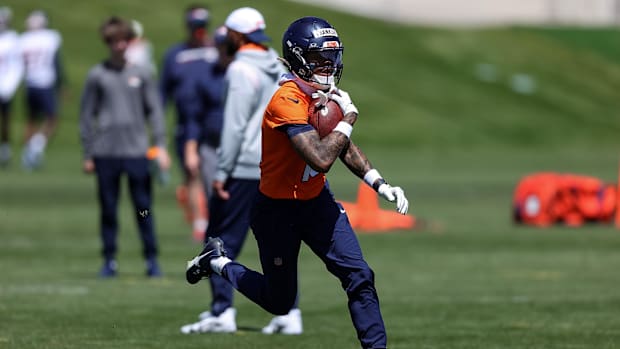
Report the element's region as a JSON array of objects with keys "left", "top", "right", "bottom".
[
  {"left": 616, "top": 159, "right": 620, "bottom": 229},
  {"left": 339, "top": 182, "right": 416, "bottom": 233}
]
